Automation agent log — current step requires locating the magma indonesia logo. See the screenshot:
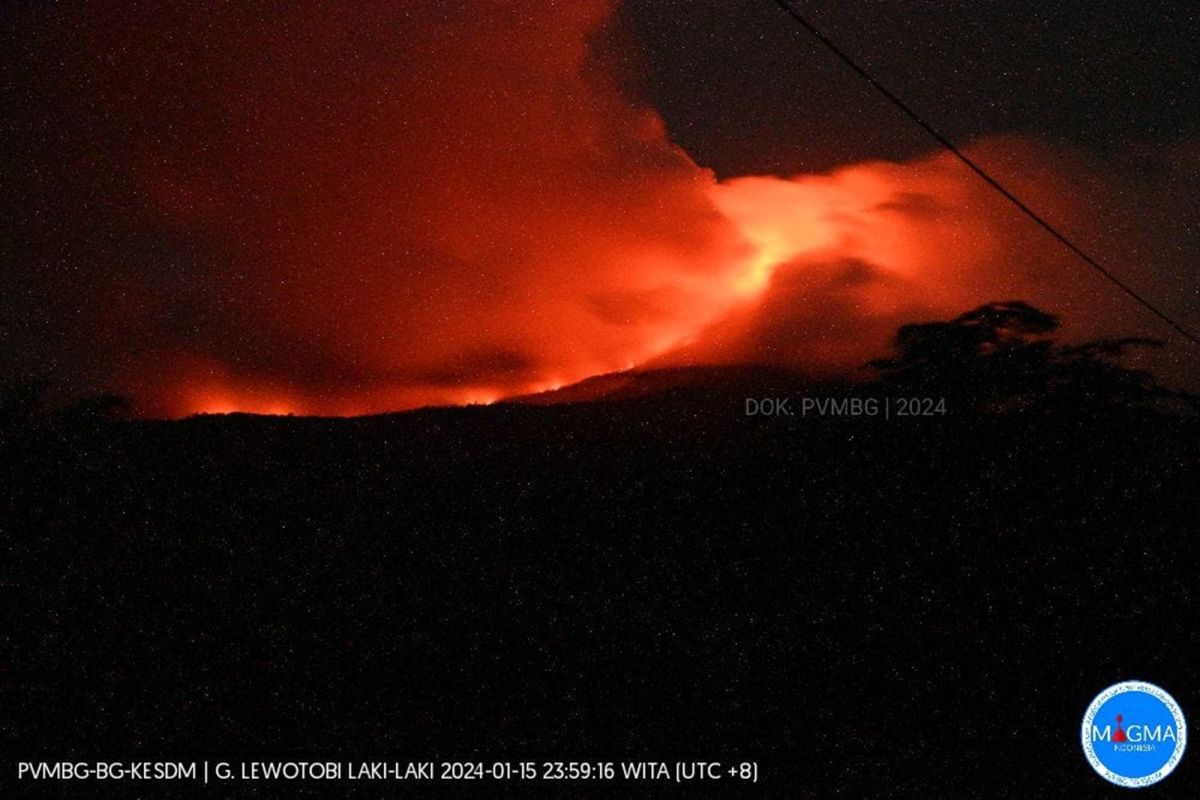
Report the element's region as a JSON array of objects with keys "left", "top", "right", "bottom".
[{"left": 1082, "top": 681, "right": 1187, "bottom": 788}]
